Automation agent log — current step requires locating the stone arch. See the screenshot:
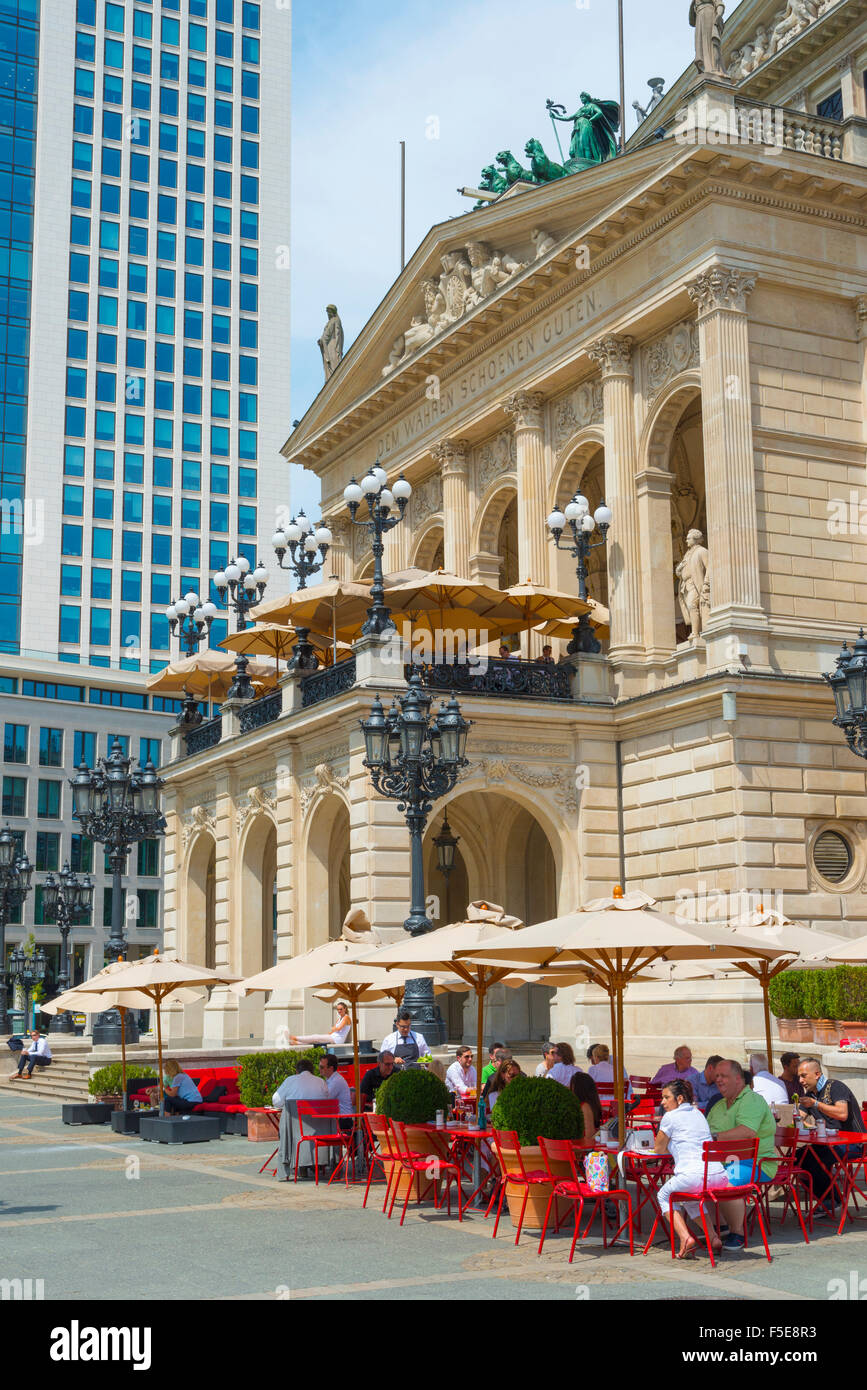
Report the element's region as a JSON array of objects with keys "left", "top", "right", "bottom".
[
  {"left": 471, "top": 479, "right": 518, "bottom": 558},
  {"left": 355, "top": 557, "right": 375, "bottom": 582},
  {"left": 237, "top": 813, "right": 278, "bottom": 977},
  {"left": 547, "top": 430, "right": 608, "bottom": 611},
  {"left": 410, "top": 518, "right": 445, "bottom": 570},
  {"left": 302, "top": 792, "right": 351, "bottom": 955},
  {"left": 184, "top": 831, "right": 216, "bottom": 969},
  {"left": 548, "top": 428, "right": 605, "bottom": 511},
  {"left": 640, "top": 371, "right": 702, "bottom": 475}
]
